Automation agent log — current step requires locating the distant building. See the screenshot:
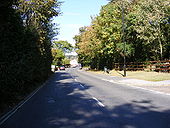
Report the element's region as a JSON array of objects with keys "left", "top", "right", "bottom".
[
  {"left": 65, "top": 52, "right": 79, "bottom": 67},
  {"left": 70, "top": 59, "right": 78, "bottom": 67}
]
